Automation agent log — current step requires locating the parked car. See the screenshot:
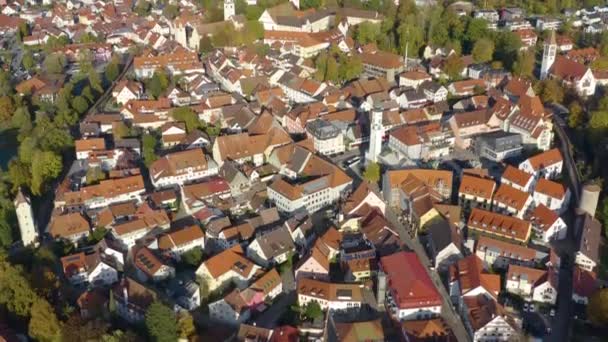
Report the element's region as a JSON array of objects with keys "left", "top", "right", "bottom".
[
  {"left": 550, "top": 309, "right": 555, "bottom": 317},
  {"left": 523, "top": 303, "right": 529, "bottom": 312}
]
